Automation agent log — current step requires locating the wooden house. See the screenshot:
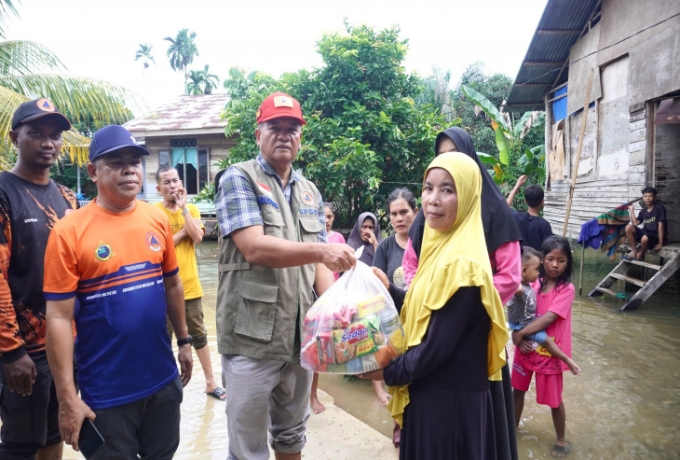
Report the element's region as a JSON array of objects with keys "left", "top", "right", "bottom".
[
  {"left": 124, "top": 94, "right": 234, "bottom": 202},
  {"left": 506, "top": 0, "right": 680, "bottom": 242}
]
